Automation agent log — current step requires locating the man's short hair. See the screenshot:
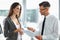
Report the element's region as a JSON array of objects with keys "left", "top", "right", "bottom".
[{"left": 39, "top": 1, "right": 50, "bottom": 7}]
